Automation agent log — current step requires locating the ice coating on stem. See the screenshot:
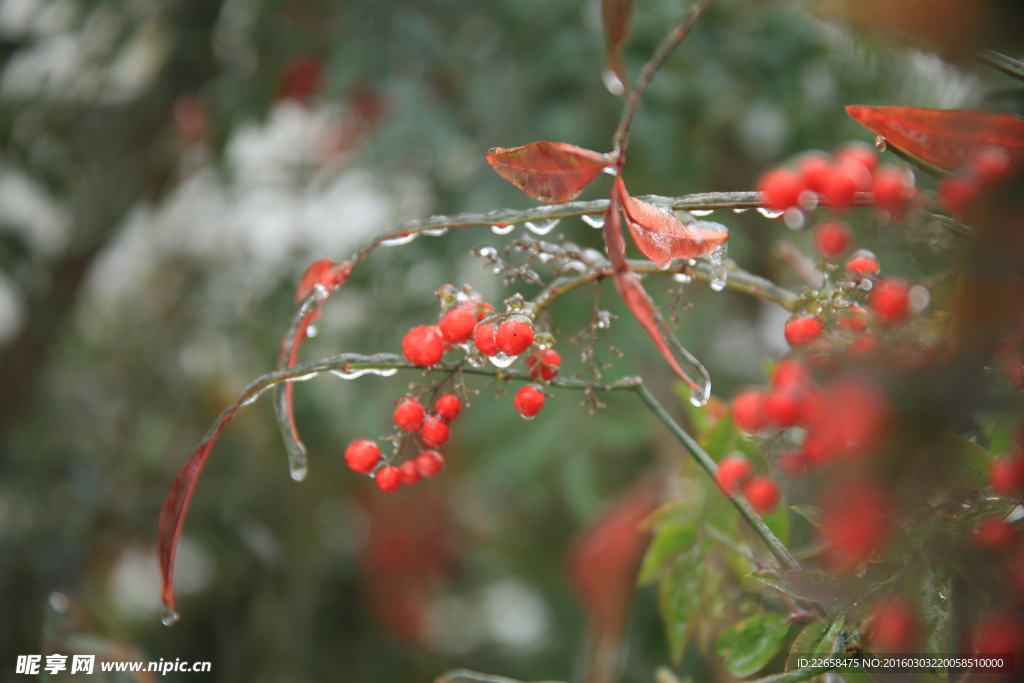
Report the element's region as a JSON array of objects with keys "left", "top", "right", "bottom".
[
  {"left": 525, "top": 218, "right": 560, "bottom": 235},
  {"left": 709, "top": 243, "right": 728, "bottom": 292},
  {"left": 161, "top": 604, "right": 180, "bottom": 626}
]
